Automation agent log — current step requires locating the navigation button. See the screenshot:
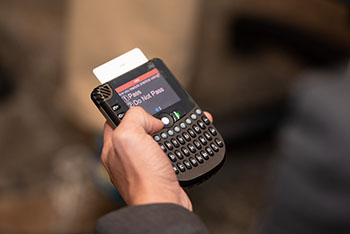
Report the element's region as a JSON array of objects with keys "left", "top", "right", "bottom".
[
  {"left": 158, "top": 113, "right": 174, "bottom": 128},
  {"left": 161, "top": 116, "right": 170, "bottom": 125}
]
